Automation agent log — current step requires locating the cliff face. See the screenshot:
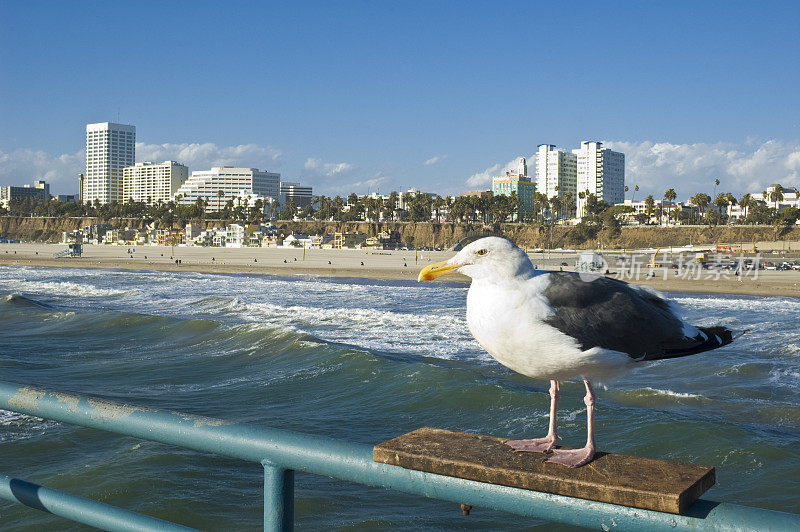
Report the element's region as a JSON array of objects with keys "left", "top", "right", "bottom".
[{"left": 2, "top": 216, "right": 798, "bottom": 249}]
